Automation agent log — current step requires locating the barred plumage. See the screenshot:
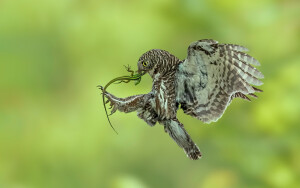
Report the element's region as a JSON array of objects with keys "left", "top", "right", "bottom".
[{"left": 101, "top": 39, "right": 264, "bottom": 160}]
